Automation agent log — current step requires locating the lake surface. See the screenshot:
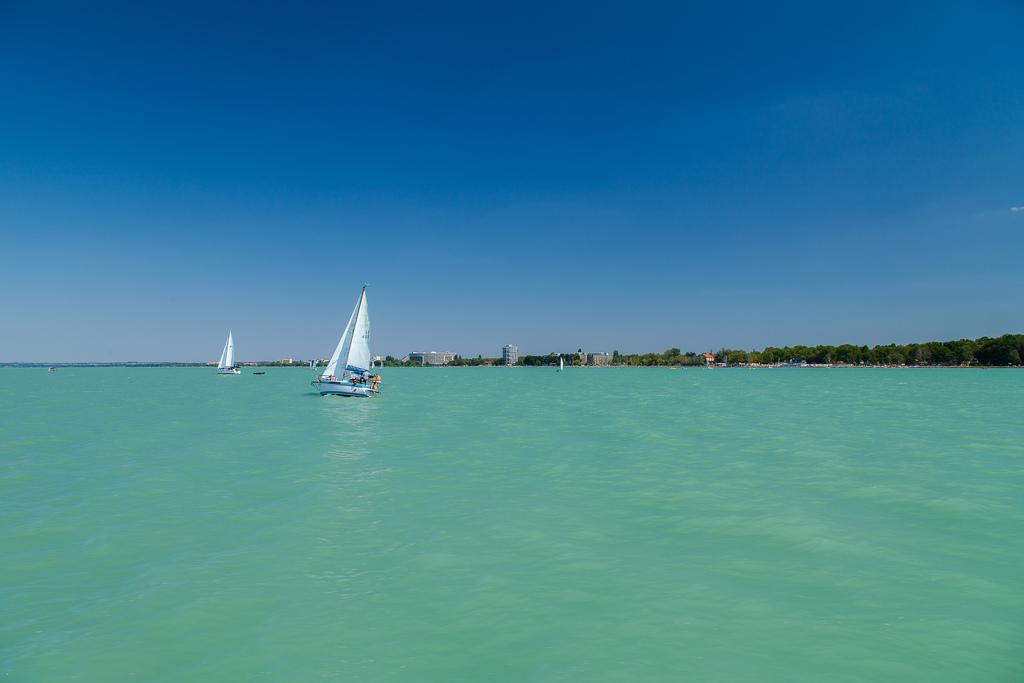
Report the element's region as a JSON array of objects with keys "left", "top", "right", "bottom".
[{"left": 2, "top": 367, "right": 1022, "bottom": 681}]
